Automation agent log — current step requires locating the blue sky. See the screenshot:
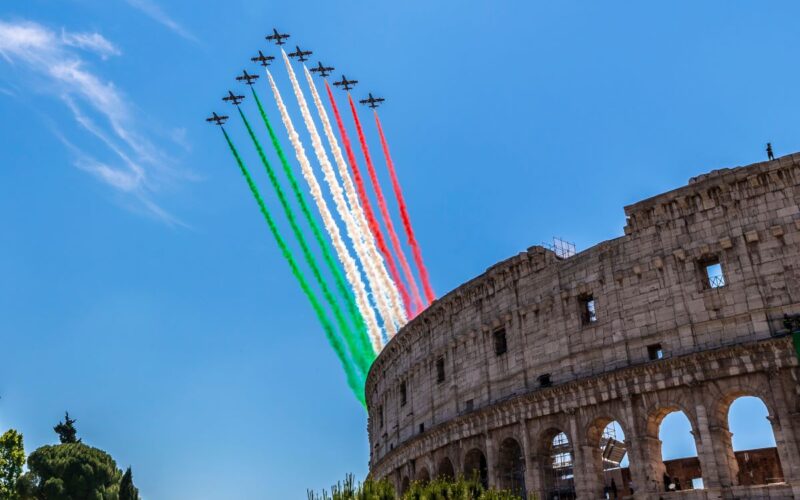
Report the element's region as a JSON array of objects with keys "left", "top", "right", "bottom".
[{"left": 0, "top": 1, "right": 797, "bottom": 498}]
